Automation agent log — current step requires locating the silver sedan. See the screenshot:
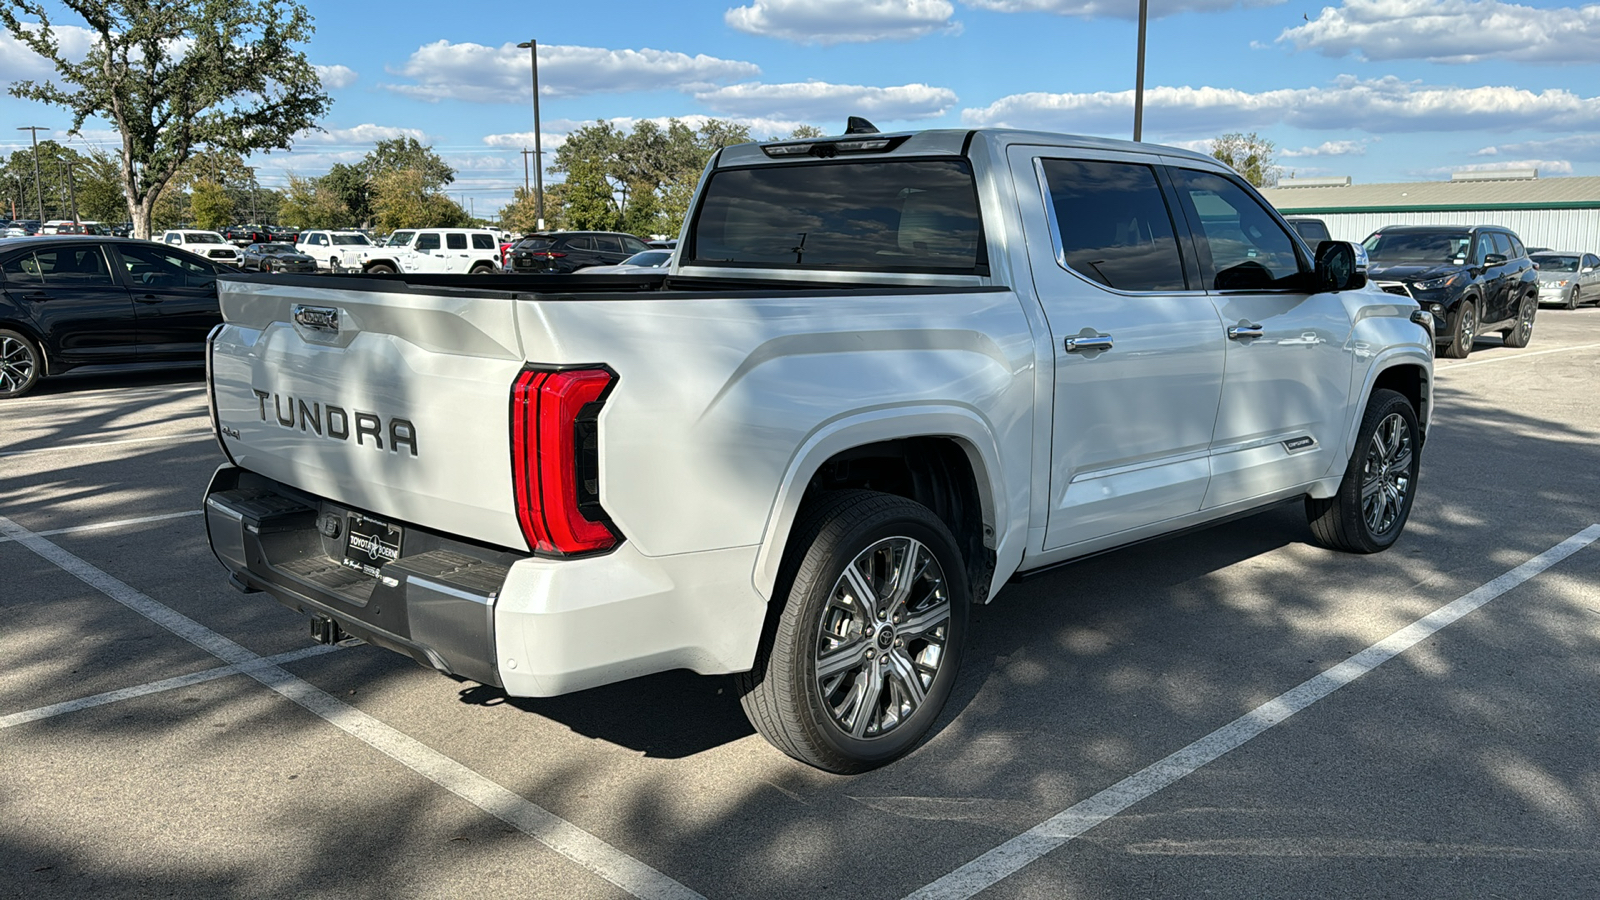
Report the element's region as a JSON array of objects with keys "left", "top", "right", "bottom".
[{"left": 1532, "top": 251, "right": 1600, "bottom": 309}]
